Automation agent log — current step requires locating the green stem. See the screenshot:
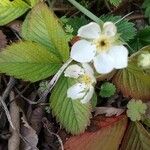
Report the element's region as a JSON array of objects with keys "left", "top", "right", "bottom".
[{"left": 67, "top": 0, "right": 103, "bottom": 25}]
